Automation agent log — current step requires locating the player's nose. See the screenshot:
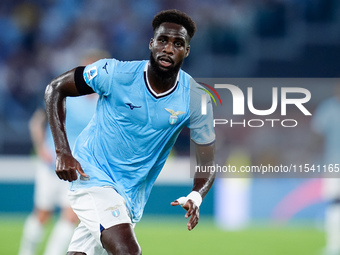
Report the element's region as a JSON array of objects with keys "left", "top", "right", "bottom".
[{"left": 163, "top": 42, "right": 174, "bottom": 54}]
